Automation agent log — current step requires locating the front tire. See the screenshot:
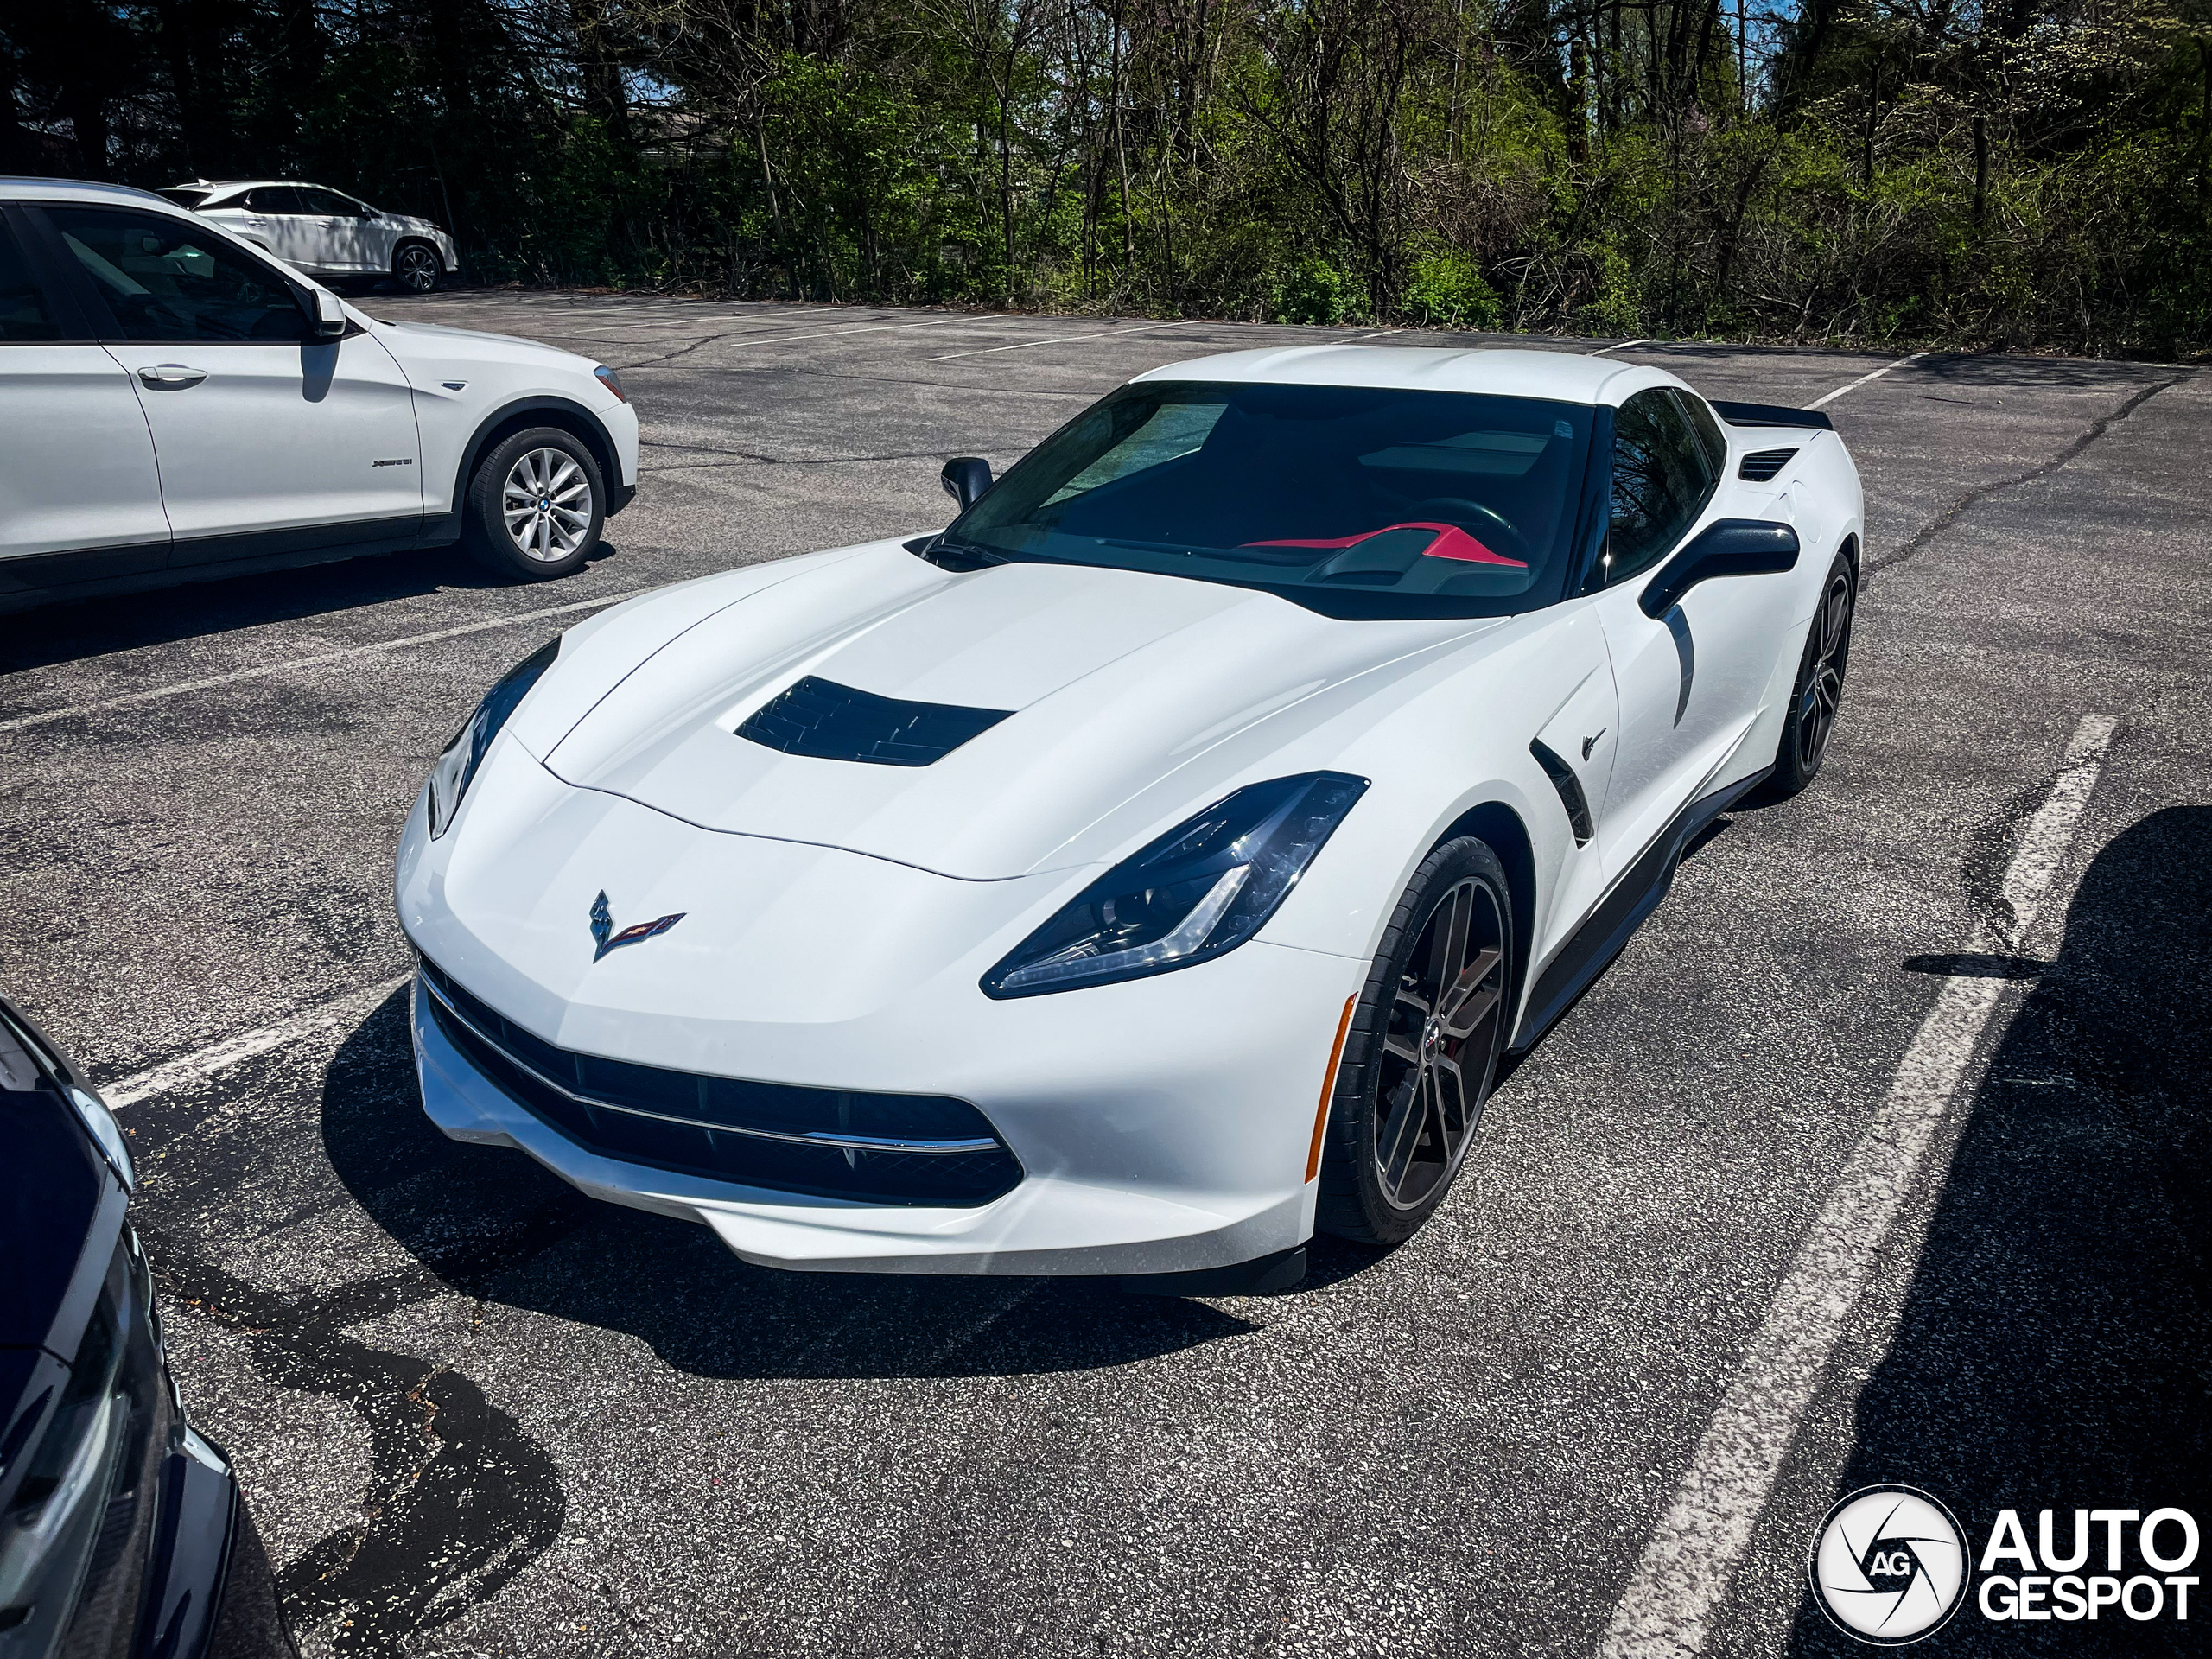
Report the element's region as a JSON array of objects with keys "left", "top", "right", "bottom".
[
  {"left": 1770, "top": 548, "right": 1856, "bottom": 795},
  {"left": 462, "top": 428, "right": 605, "bottom": 582},
  {"left": 393, "top": 241, "right": 443, "bottom": 293},
  {"left": 1315, "top": 836, "right": 1514, "bottom": 1246}
]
